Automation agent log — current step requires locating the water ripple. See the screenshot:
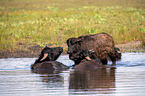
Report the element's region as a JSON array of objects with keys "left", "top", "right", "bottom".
[
  {"left": 116, "top": 53, "right": 145, "bottom": 67},
  {"left": 0, "top": 58, "right": 36, "bottom": 70},
  {"left": 0, "top": 53, "right": 145, "bottom": 70}
]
